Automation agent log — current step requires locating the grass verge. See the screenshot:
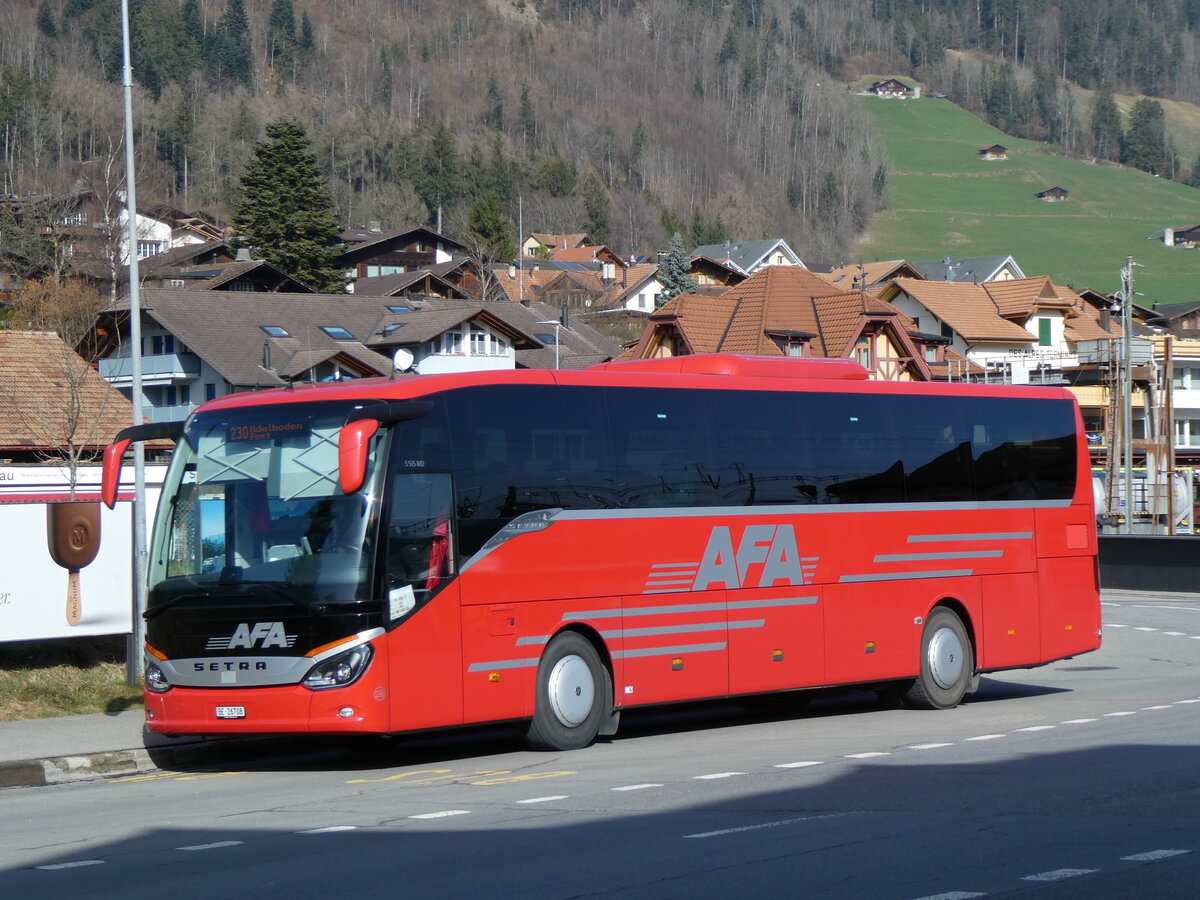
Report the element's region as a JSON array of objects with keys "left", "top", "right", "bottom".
[{"left": 0, "top": 637, "right": 142, "bottom": 723}]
